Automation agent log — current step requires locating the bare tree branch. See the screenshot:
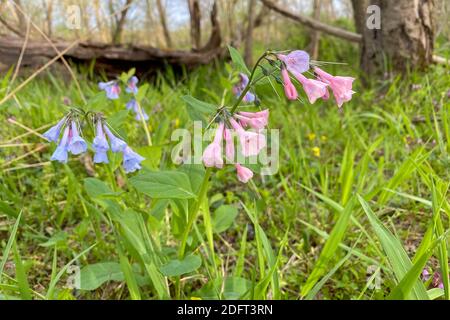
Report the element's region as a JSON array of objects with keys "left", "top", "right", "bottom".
[
  {"left": 188, "top": 0, "right": 201, "bottom": 50},
  {"left": 0, "top": 14, "right": 23, "bottom": 36},
  {"left": 309, "top": 0, "right": 322, "bottom": 59},
  {"left": 260, "top": 0, "right": 362, "bottom": 43},
  {"left": 244, "top": 0, "right": 256, "bottom": 66},
  {"left": 200, "top": 0, "right": 221, "bottom": 52},
  {"left": 112, "top": 0, "right": 133, "bottom": 44},
  {"left": 156, "top": 0, "right": 172, "bottom": 48}
]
